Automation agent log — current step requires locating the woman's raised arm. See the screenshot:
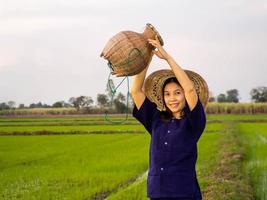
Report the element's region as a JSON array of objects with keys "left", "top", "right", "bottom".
[
  {"left": 148, "top": 37, "right": 198, "bottom": 111},
  {"left": 130, "top": 55, "right": 153, "bottom": 109}
]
